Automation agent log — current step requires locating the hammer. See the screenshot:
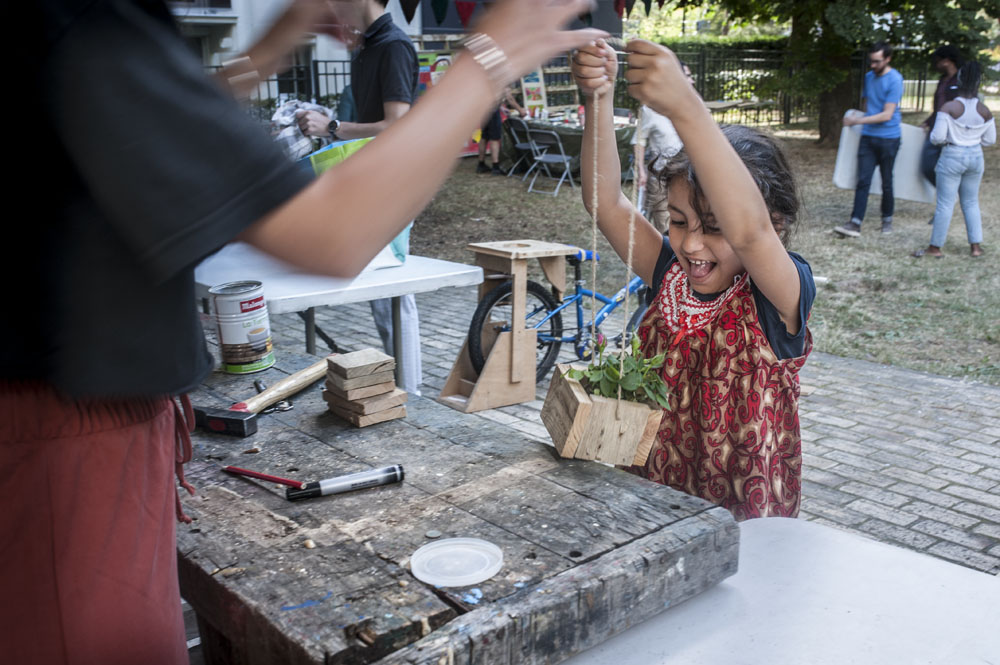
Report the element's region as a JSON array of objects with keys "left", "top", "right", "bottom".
[{"left": 194, "top": 357, "right": 330, "bottom": 437}]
